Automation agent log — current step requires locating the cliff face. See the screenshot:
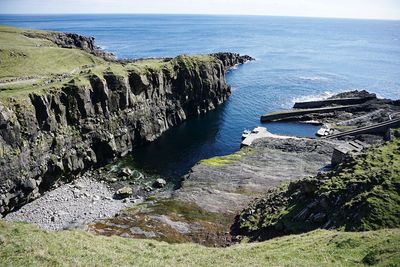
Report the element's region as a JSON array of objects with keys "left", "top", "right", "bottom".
[{"left": 0, "top": 53, "right": 251, "bottom": 215}]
